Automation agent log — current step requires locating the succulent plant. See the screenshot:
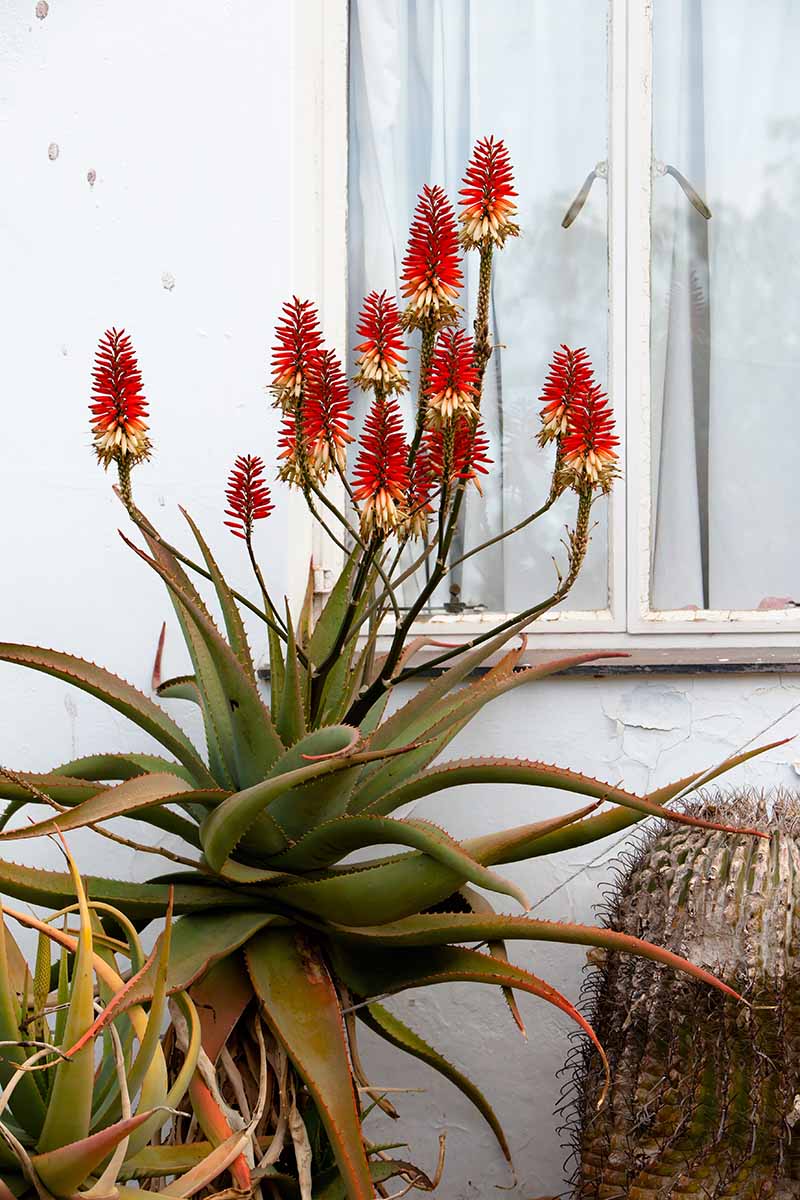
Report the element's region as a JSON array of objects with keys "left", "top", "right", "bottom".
[
  {"left": 570, "top": 794, "right": 800, "bottom": 1199},
  {"left": 0, "top": 837, "right": 213, "bottom": 1197},
  {"left": 0, "top": 136, "right": 782, "bottom": 1198}
]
